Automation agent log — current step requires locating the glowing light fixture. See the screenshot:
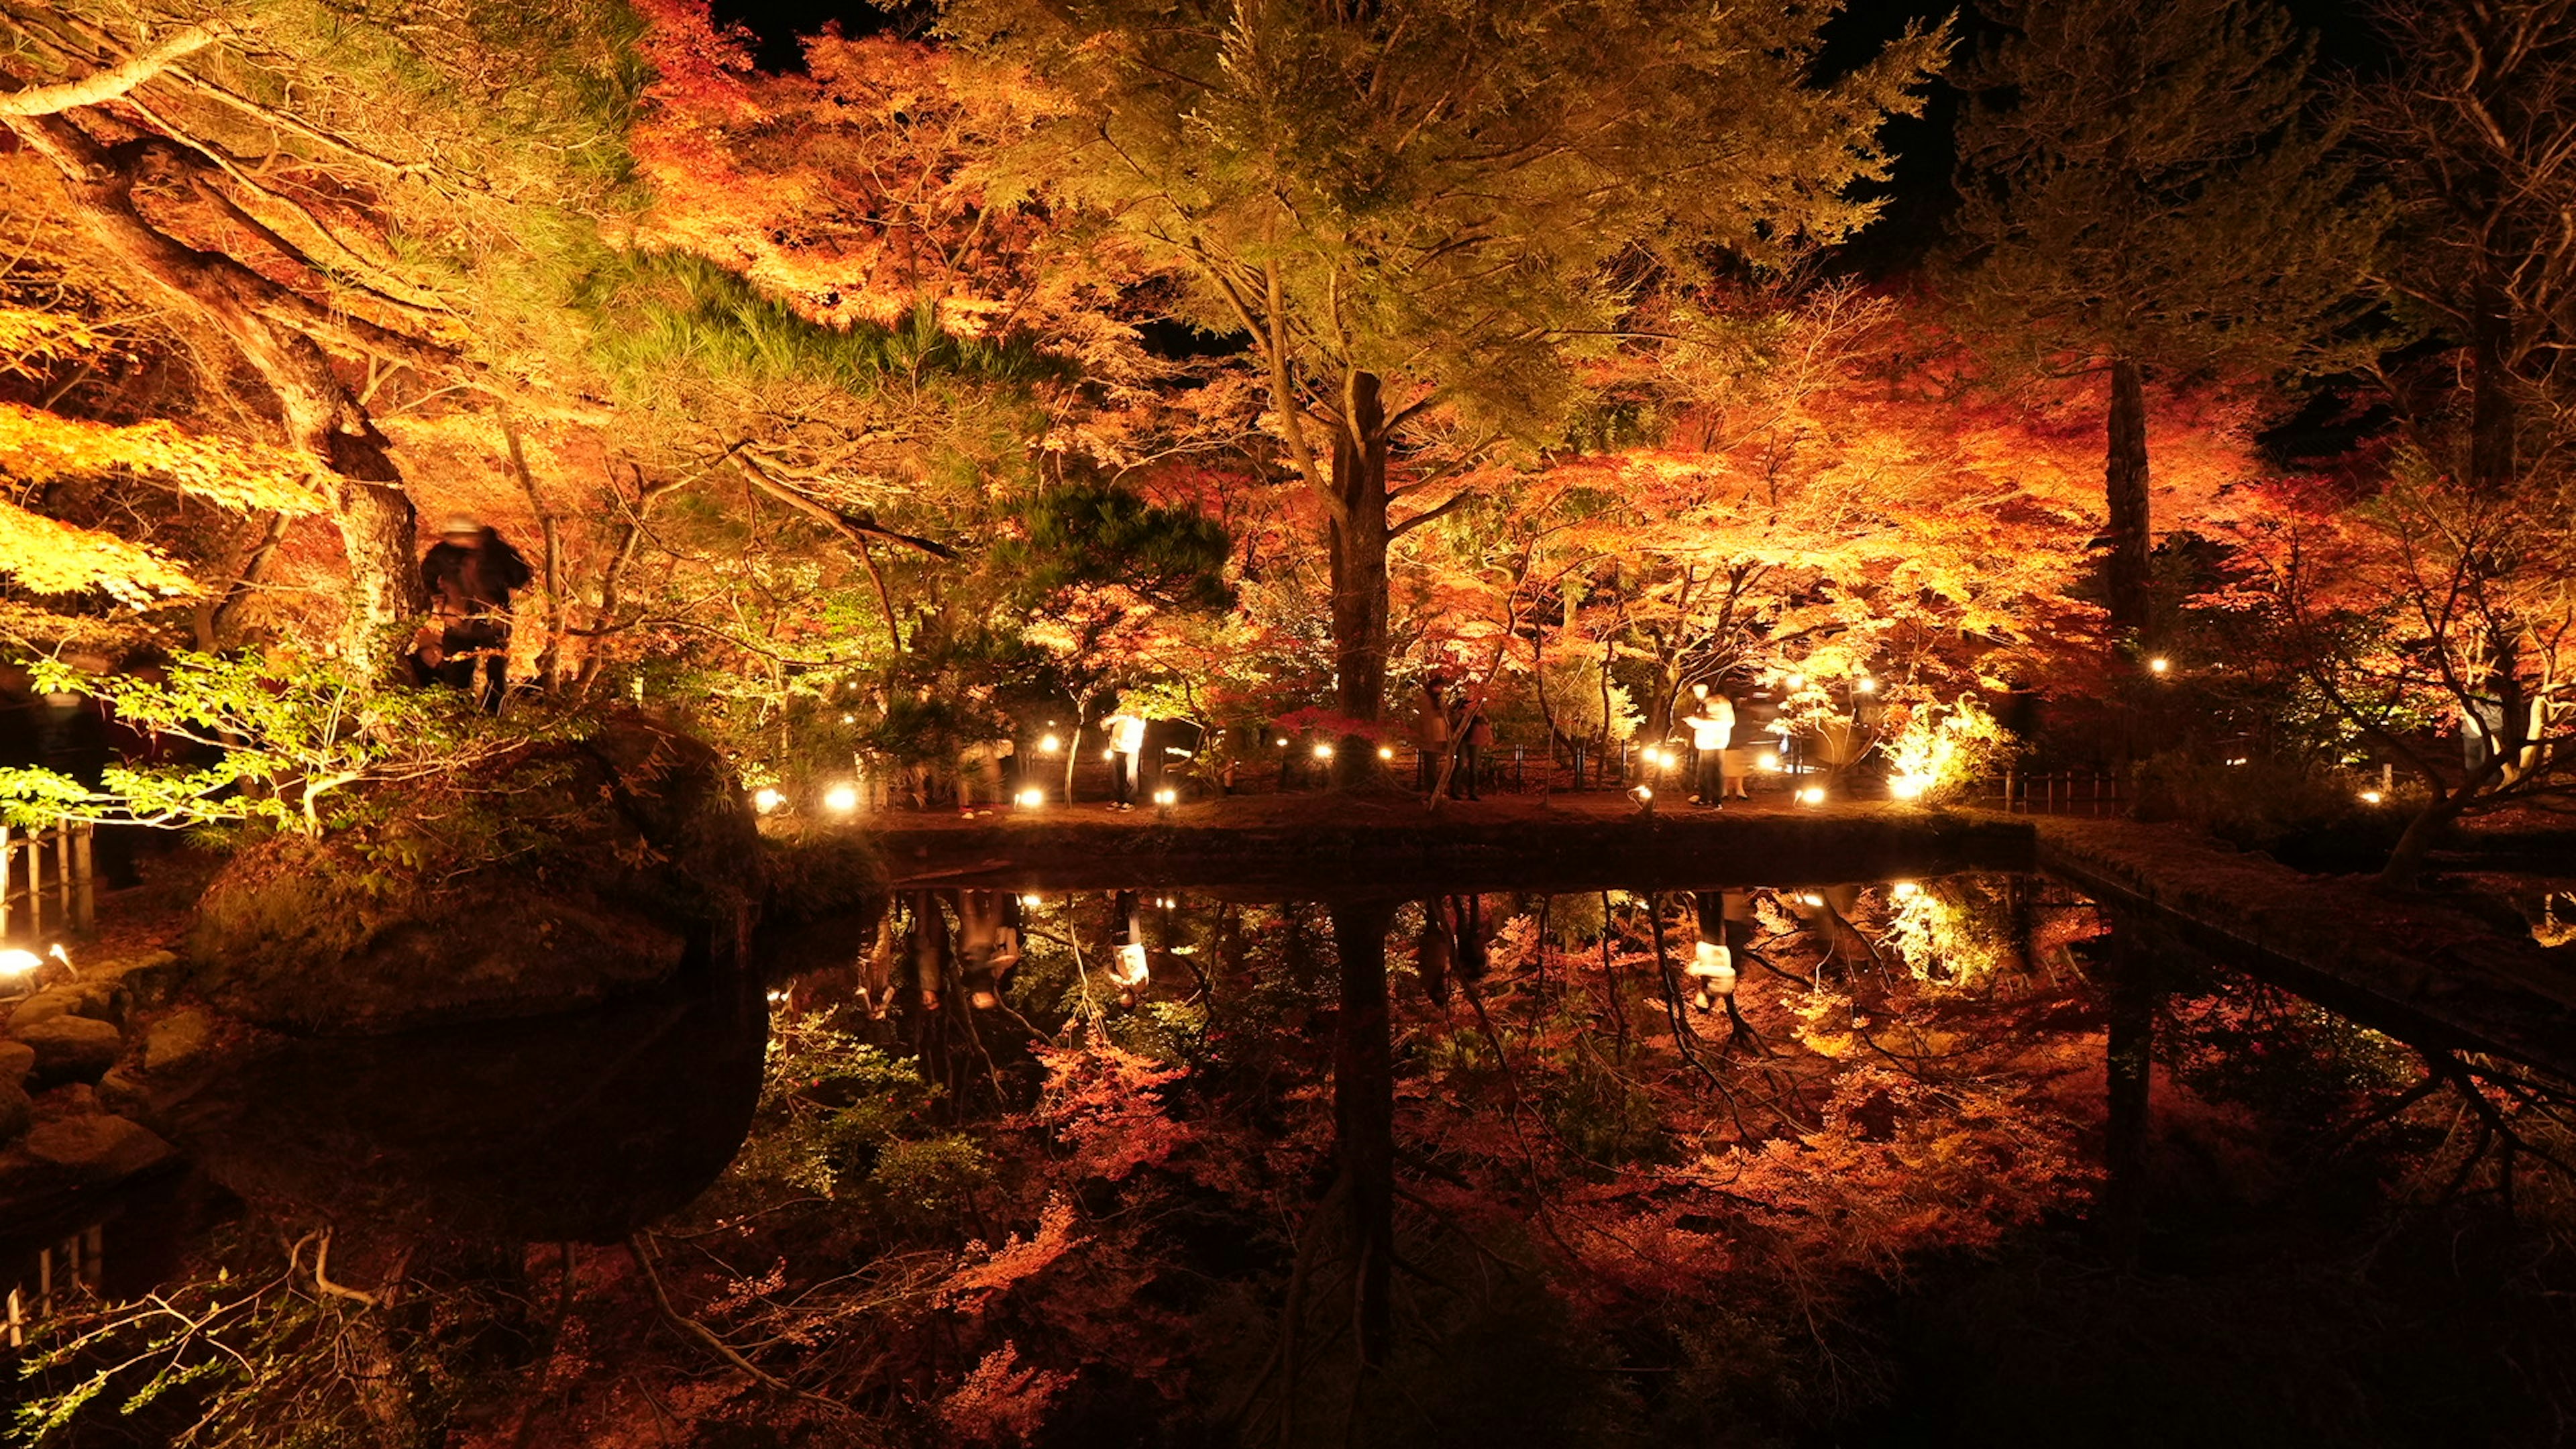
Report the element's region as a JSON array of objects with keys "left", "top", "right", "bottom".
[
  {"left": 1038, "top": 733, "right": 1063, "bottom": 754},
  {"left": 0, "top": 948, "right": 40, "bottom": 978},
  {"left": 1152, "top": 787, "right": 1177, "bottom": 808},
  {"left": 2359, "top": 789, "right": 2385, "bottom": 804},
  {"left": 1855, "top": 676, "right": 1877, "bottom": 694},
  {"left": 1798, "top": 786, "right": 1827, "bottom": 806},
  {"left": 1313, "top": 743, "right": 1336, "bottom": 759},
  {"left": 1889, "top": 774, "right": 1927, "bottom": 800},
  {"left": 1786, "top": 672, "right": 1807, "bottom": 688},
  {"left": 752, "top": 787, "right": 784, "bottom": 814},
  {"left": 2148, "top": 656, "right": 2171, "bottom": 676},
  {"left": 840, "top": 712, "right": 855, "bottom": 724},
  {"left": 1800, "top": 892, "right": 1826, "bottom": 907},
  {"left": 1020, "top": 894, "right": 1044, "bottom": 907},
  {"left": 1112, "top": 942, "right": 1150, "bottom": 988},
  {"left": 1015, "top": 788, "right": 1045, "bottom": 809},
  {"left": 1892, "top": 881, "right": 1921, "bottom": 898},
  {"left": 1757, "top": 751, "right": 1781, "bottom": 771},
  {"left": 822, "top": 783, "right": 859, "bottom": 813},
  {"left": 1377, "top": 745, "right": 1395, "bottom": 761}
]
